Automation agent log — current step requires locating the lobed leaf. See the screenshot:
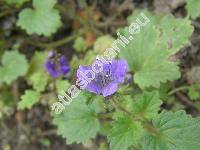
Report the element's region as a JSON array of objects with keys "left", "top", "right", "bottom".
[
  {"left": 0, "top": 50, "right": 28, "bottom": 84},
  {"left": 186, "top": 0, "right": 200, "bottom": 19},
  {"left": 53, "top": 92, "right": 101, "bottom": 144},
  {"left": 29, "top": 72, "right": 48, "bottom": 92},
  {"left": 55, "top": 79, "right": 70, "bottom": 94},
  {"left": 188, "top": 83, "right": 200, "bottom": 100},
  {"left": 141, "top": 111, "right": 200, "bottom": 150},
  {"left": 108, "top": 116, "right": 144, "bottom": 150},
  {"left": 18, "top": 90, "right": 40, "bottom": 109},
  {"left": 28, "top": 51, "right": 48, "bottom": 74},
  {"left": 32, "top": 0, "right": 57, "bottom": 10},
  {"left": 17, "top": 0, "right": 62, "bottom": 36},
  {"left": 73, "top": 37, "right": 87, "bottom": 52},
  {"left": 133, "top": 91, "right": 162, "bottom": 119},
  {"left": 119, "top": 10, "right": 193, "bottom": 89}
]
